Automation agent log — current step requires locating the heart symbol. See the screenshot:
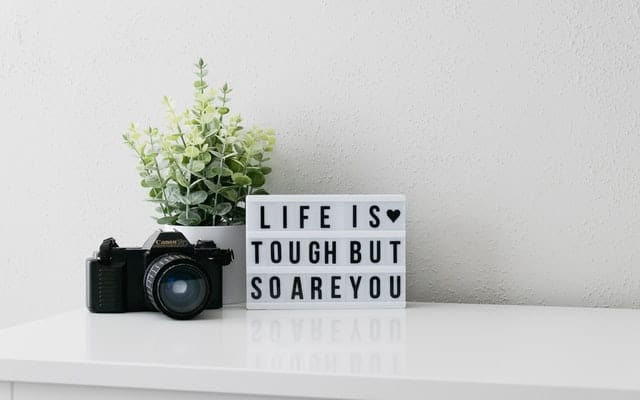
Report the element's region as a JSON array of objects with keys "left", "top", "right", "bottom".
[{"left": 386, "top": 209, "right": 401, "bottom": 223}]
